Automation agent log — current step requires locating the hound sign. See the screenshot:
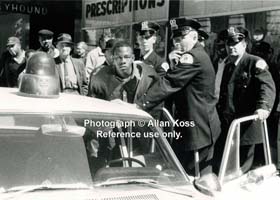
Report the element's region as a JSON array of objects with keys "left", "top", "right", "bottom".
[{"left": 82, "top": 0, "right": 169, "bottom": 29}]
